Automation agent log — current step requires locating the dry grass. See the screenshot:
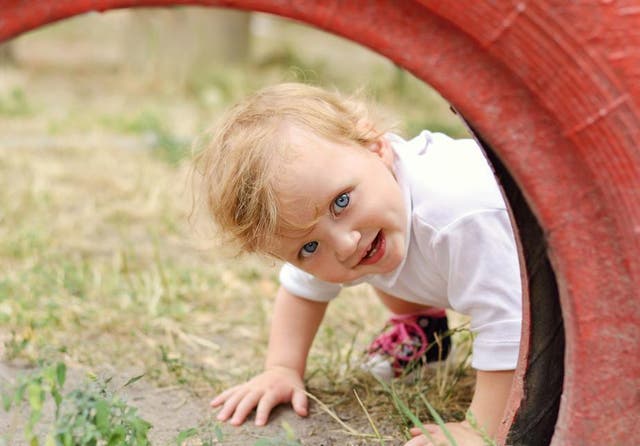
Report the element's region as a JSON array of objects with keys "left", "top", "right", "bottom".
[{"left": 1, "top": 9, "right": 474, "bottom": 445}]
